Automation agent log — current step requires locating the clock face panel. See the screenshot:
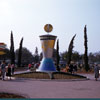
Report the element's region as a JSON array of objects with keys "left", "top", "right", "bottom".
[{"left": 44, "top": 24, "right": 53, "bottom": 33}]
